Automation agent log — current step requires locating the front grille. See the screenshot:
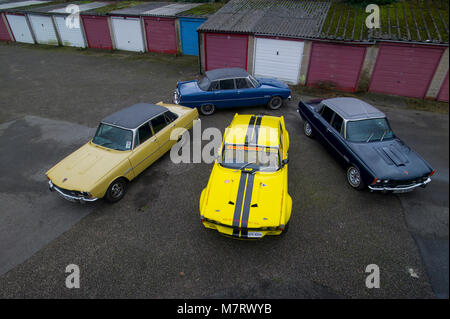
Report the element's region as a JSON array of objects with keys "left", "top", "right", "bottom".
[
  {"left": 203, "top": 217, "right": 279, "bottom": 231},
  {"left": 54, "top": 185, "right": 83, "bottom": 198}
]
